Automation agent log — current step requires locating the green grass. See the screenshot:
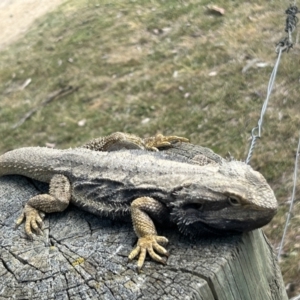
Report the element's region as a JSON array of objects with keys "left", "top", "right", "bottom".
[{"left": 0, "top": 0, "right": 299, "bottom": 296}]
